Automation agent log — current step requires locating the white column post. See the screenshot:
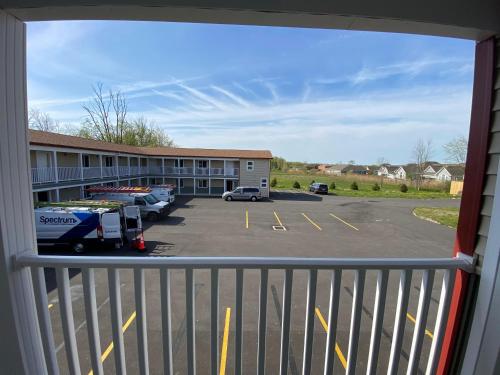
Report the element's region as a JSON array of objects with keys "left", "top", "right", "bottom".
[
  {"left": 99, "top": 154, "right": 103, "bottom": 178},
  {"left": 55, "top": 188, "right": 60, "bottom": 202},
  {"left": 127, "top": 156, "right": 130, "bottom": 176},
  {"left": 223, "top": 160, "right": 227, "bottom": 176},
  {"left": 209, "top": 178, "right": 211, "bottom": 195},
  {"left": 115, "top": 155, "right": 119, "bottom": 178},
  {"left": 52, "top": 150, "right": 59, "bottom": 183},
  {"left": 193, "top": 159, "right": 196, "bottom": 176},
  {"left": 79, "top": 153, "right": 84, "bottom": 180},
  {"left": 209, "top": 160, "right": 211, "bottom": 176},
  {"left": 0, "top": 11, "right": 47, "bottom": 374},
  {"left": 178, "top": 178, "right": 181, "bottom": 195},
  {"left": 162, "top": 158, "right": 165, "bottom": 176}
]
